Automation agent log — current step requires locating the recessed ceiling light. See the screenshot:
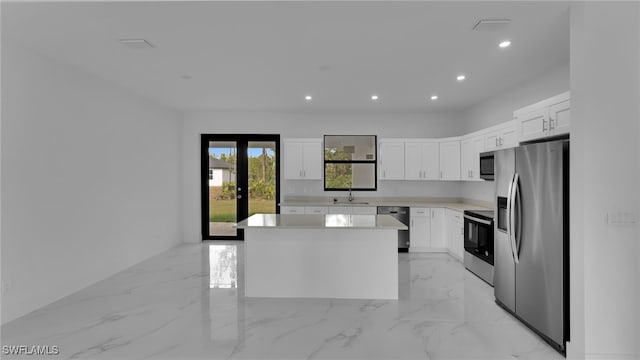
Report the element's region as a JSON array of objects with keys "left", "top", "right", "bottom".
[
  {"left": 456, "top": 75, "right": 466, "bottom": 81},
  {"left": 499, "top": 40, "right": 512, "bottom": 48},
  {"left": 305, "top": 95, "right": 312, "bottom": 101},
  {"left": 180, "top": 74, "right": 192, "bottom": 80},
  {"left": 431, "top": 95, "right": 438, "bottom": 100},
  {"left": 118, "top": 38, "right": 154, "bottom": 49},
  {"left": 371, "top": 95, "right": 379, "bottom": 101}
]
